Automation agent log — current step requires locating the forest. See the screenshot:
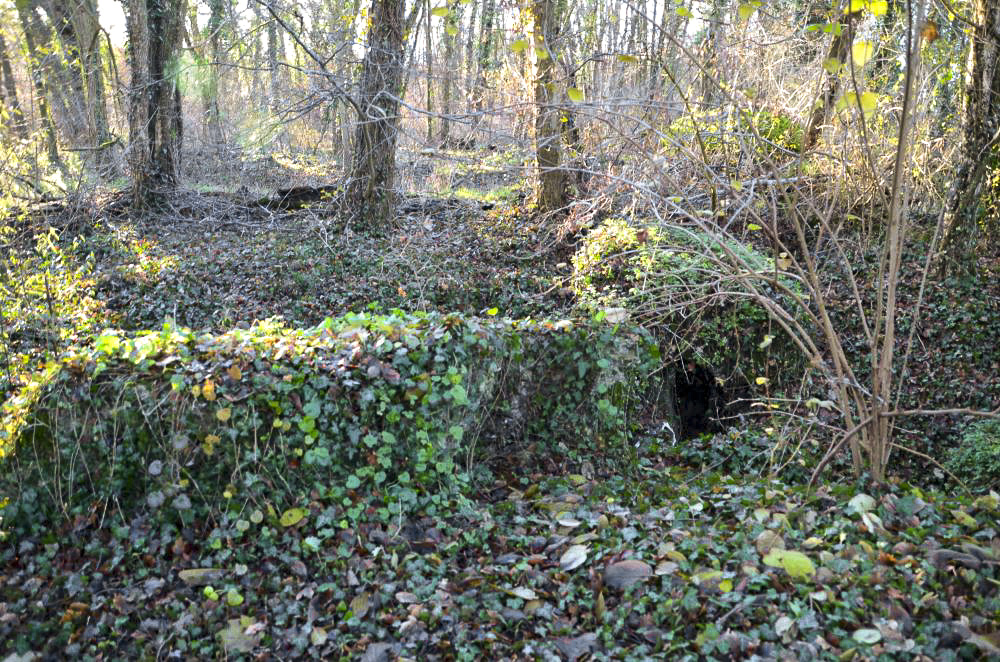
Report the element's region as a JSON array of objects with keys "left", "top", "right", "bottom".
[{"left": 0, "top": 0, "right": 999, "bottom": 658}]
